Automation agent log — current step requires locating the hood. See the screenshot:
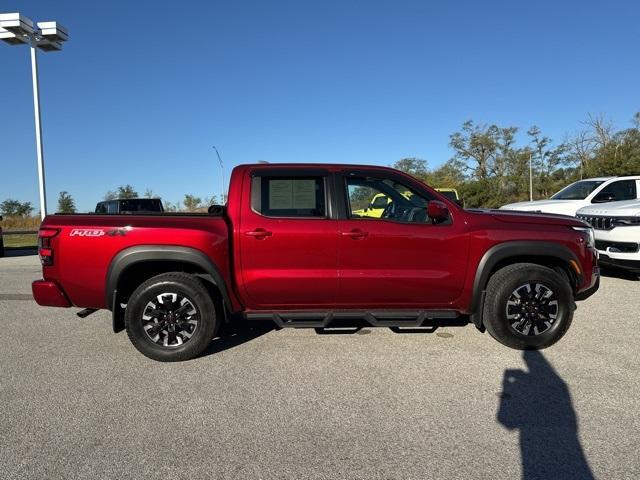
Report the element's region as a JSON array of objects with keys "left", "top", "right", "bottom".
[
  {"left": 577, "top": 199, "right": 640, "bottom": 216},
  {"left": 500, "top": 200, "right": 582, "bottom": 211},
  {"left": 500, "top": 199, "right": 582, "bottom": 212},
  {"left": 468, "top": 208, "right": 587, "bottom": 227}
]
